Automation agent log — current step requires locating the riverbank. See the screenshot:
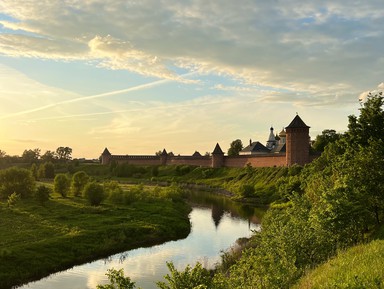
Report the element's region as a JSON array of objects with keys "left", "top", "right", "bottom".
[{"left": 0, "top": 192, "right": 191, "bottom": 289}]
